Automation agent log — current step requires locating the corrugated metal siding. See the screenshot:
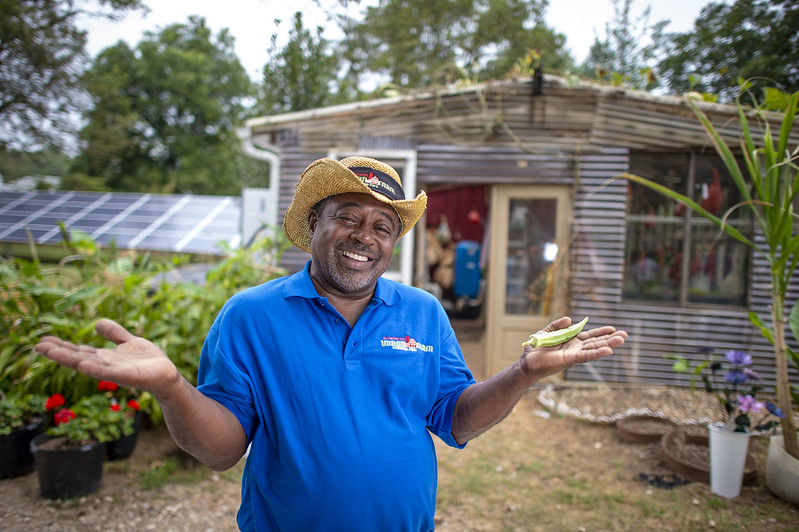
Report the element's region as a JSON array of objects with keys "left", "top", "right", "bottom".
[
  {"left": 567, "top": 148, "right": 798, "bottom": 391},
  {"left": 417, "top": 145, "right": 575, "bottom": 185},
  {"left": 262, "top": 83, "right": 797, "bottom": 393},
  {"left": 276, "top": 148, "right": 325, "bottom": 273}
]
